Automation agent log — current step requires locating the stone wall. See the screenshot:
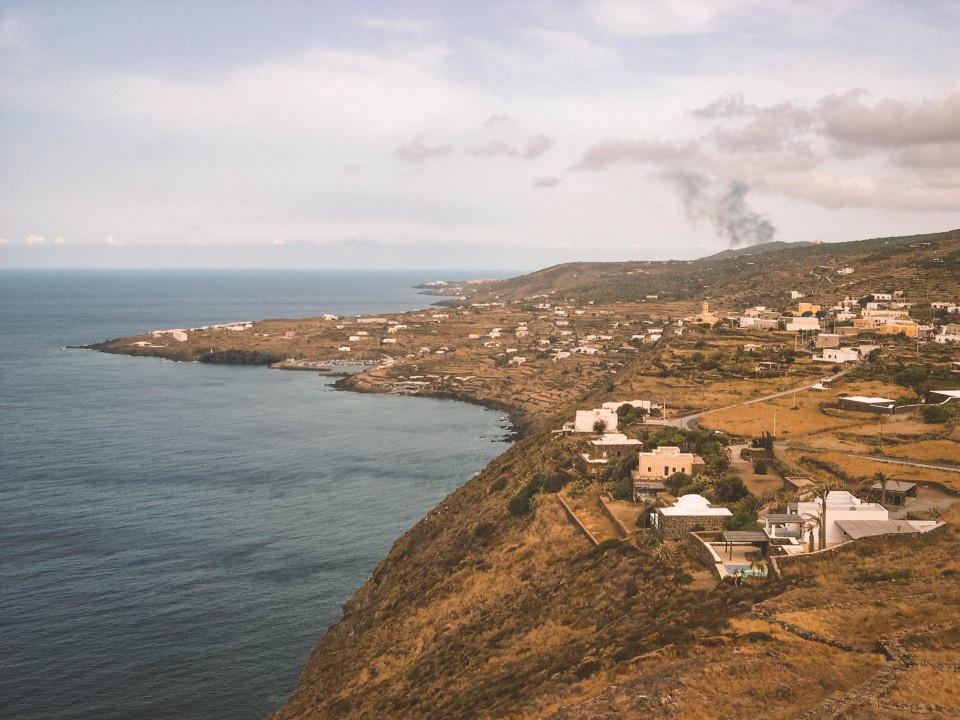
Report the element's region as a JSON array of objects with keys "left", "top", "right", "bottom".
[
  {"left": 687, "top": 532, "right": 725, "bottom": 579},
  {"left": 656, "top": 513, "right": 727, "bottom": 540}
]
